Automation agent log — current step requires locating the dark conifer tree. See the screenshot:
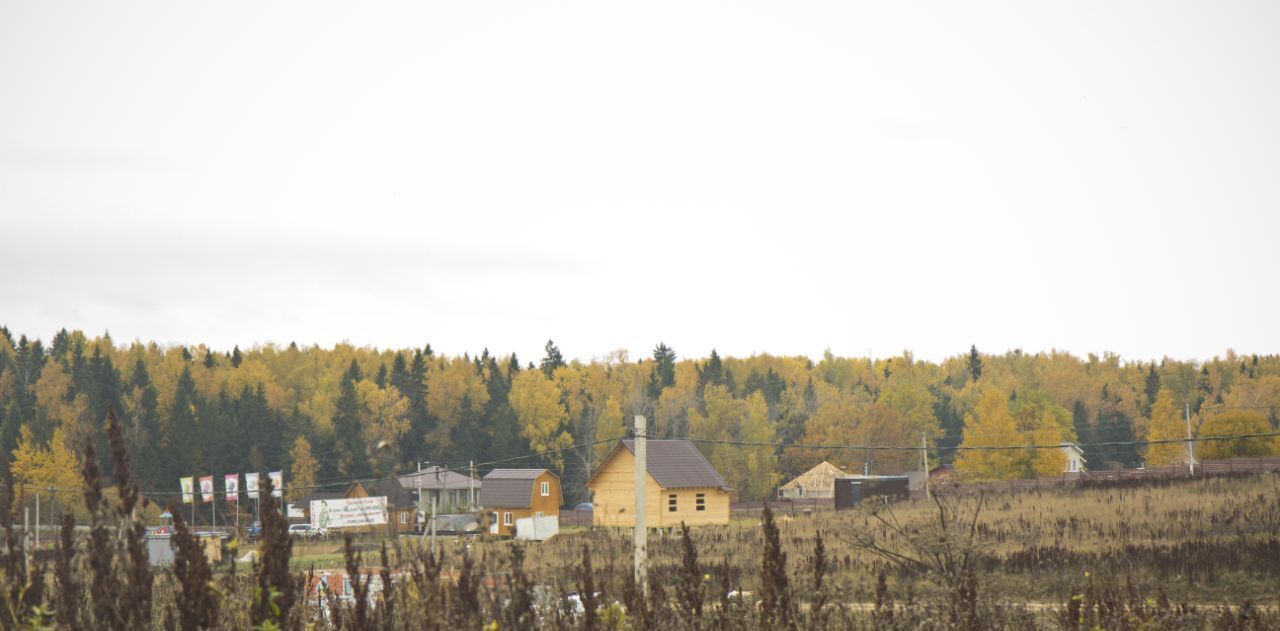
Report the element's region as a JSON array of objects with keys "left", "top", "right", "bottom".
[
  {"left": 50, "top": 328, "right": 71, "bottom": 362},
  {"left": 333, "top": 372, "right": 368, "bottom": 478},
  {"left": 1071, "top": 400, "right": 1090, "bottom": 443},
  {"left": 202, "top": 349, "right": 216, "bottom": 368},
  {"left": 484, "top": 356, "right": 526, "bottom": 464},
  {"left": 395, "top": 351, "right": 429, "bottom": 463},
  {"left": 374, "top": 364, "right": 388, "bottom": 388},
  {"left": 128, "top": 359, "right": 163, "bottom": 488},
  {"left": 967, "top": 345, "right": 983, "bottom": 383},
  {"left": 540, "top": 340, "right": 566, "bottom": 378},
  {"left": 1092, "top": 405, "right": 1138, "bottom": 469},
  {"left": 697, "top": 350, "right": 725, "bottom": 390},
  {"left": 647, "top": 343, "right": 677, "bottom": 399},
  {"left": 1144, "top": 363, "right": 1160, "bottom": 416},
  {"left": 230, "top": 345, "right": 243, "bottom": 368},
  {"left": 390, "top": 353, "right": 411, "bottom": 395},
  {"left": 168, "top": 366, "right": 201, "bottom": 482},
  {"left": 935, "top": 390, "right": 965, "bottom": 464},
  {"left": 344, "top": 358, "right": 364, "bottom": 384}
]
